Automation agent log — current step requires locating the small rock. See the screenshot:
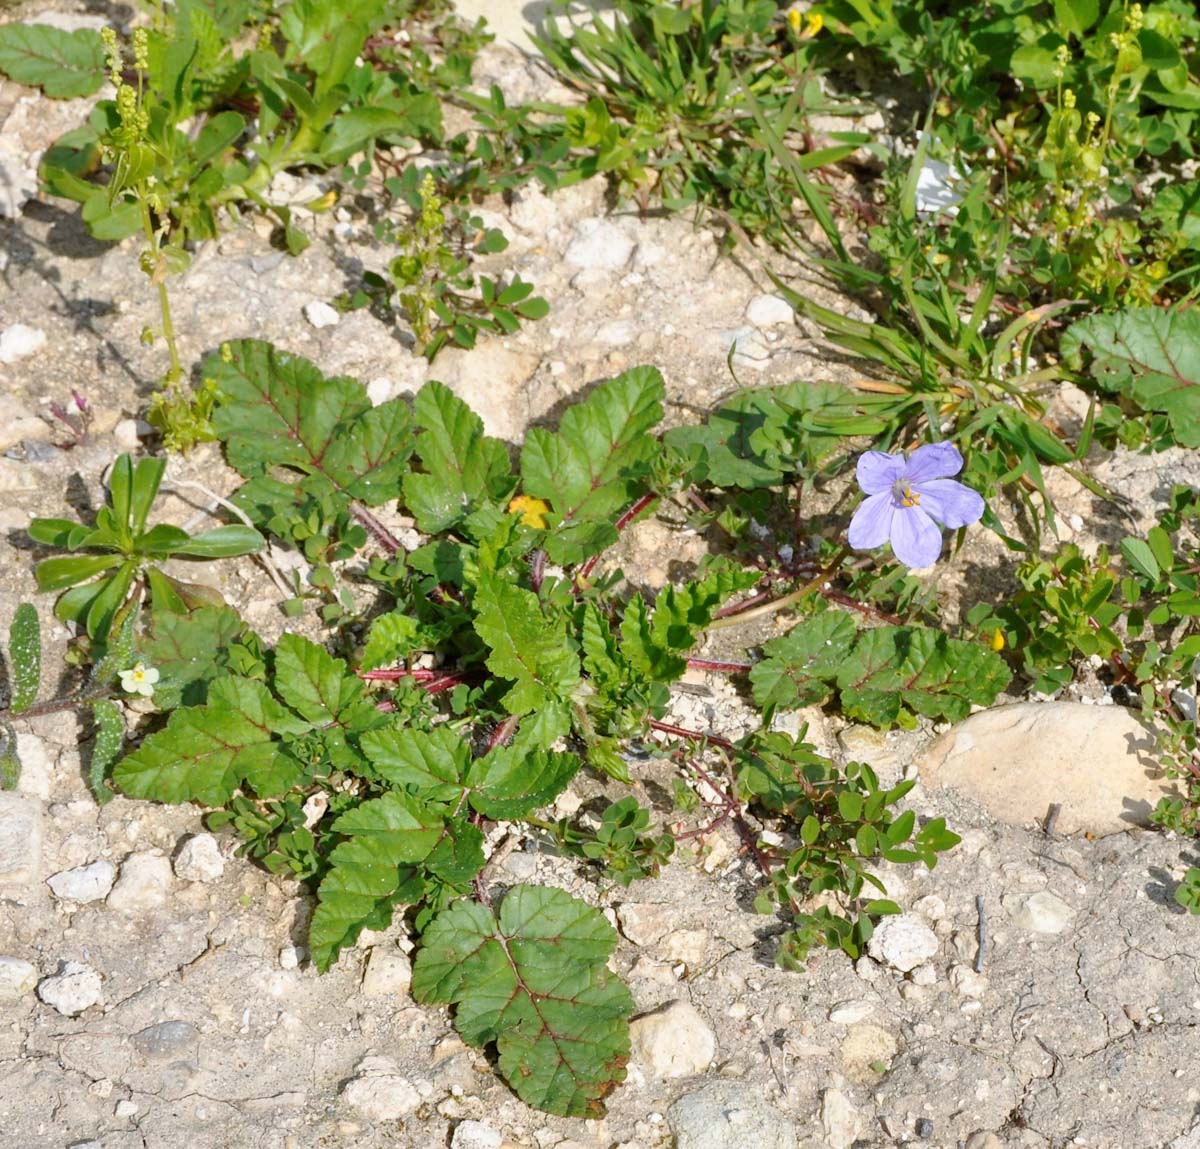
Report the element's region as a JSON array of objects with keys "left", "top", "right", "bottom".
[
  {"left": 909, "top": 963, "right": 938, "bottom": 987},
  {"left": 745, "top": 294, "right": 795, "bottom": 327},
  {"left": 965, "top": 1135, "right": 1005, "bottom": 1149},
  {"left": 279, "top": 945, "right": 302, "bottom": 970},
  {"left": 867, "top": 914, "right": 939, "bottom": 973},
  {"left": 340, "top": 1056, "right": 422, "bottom": 1120},
  {"left": 949, "top": 964, "right": 989, "bottom": 998},
  {"left": 430, "top": 348, "right": 539, "bottom": 442},
  {"left": 106, "top": 851, "right": 172, "bottom": 913},
  {"left": 920, "top": 701, "right": 1178, "bottom": 836},
  {"left": 366, "top": 377, "right": 395, "bottom": 406},
  {"left": 502, "top": 850, "right": 537, "bottom": 881},
  {"left": 912, "top": 894, "right": 947, "bottom": 922},
  {"left": 173, "top": 833, "right": 225, "bottom": 883},
  {"left": 48, "top": 860, "right": 116, "bottom": 904},
  {"left": 0, "top": 323, "right": 46, "bottom": 364},
  {"left": 0, "top": 398, "right": 51, "bottom": 451},
  {"left": 1006, "top": 890, "right": 1074, "bottom": 935},
  {"left": 630, "top": 1000, "right": 716, "bottom": 1079},
  {"left": 114, "top": 1099, "right": 139, "bottom": 1118},
  {"left": 37, "top": 961, "right": 102, "bottom": 1016},
  {"left": 668, "top": 1080, "right": 797, "bottom": 1149},
  {"left": 564, "top": 218, "right": 635, "bottom": 271},
  {"left": 0, "top": 955, "right": 38, "bottom": 1000},
  {"left": 0, "top": 792, "right": 42, "bottom": 891},
  {"left": 662, "top": 929, "right": 707, "bottom": 969},
  {"left": 361, "top": 946, "right": 412, "bottom": 997},
  {"left": 829, "top": 1000, "right": 874, "bottom": 1025},
  {"left": 718, "top": 325, "right": 771, "bottom": 370},
  {"left": 451, "top": 1121, "right": 504, "bottom": 1149},
  {"left": 0, "top": 144, "right": 38, "bottom": 219},
  {"left": 821, "top": 1088, "right": 861, "bottom": 1149},
  {"left": 304, "top": 300, "right": 340, "bottom": 329},
  {"left": 132, "top": 1020, "right": 199, "bottom": 1058},
  {"left": 112, "top": 419, "right": 143, "bottom": 451}
]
